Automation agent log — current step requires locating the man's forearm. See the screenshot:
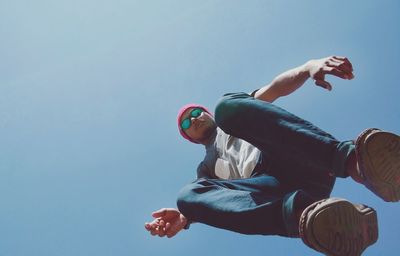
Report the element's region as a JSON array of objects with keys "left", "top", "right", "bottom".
[{"left": 254, "top": 62, "right": 311, "bottom": 102}]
